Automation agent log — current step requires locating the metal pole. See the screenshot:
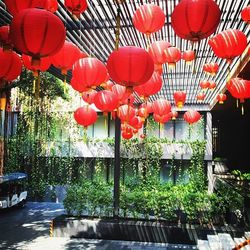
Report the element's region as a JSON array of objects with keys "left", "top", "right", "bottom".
[{"left": 113, "top": 116, "right": 121, "bottom": 218}]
